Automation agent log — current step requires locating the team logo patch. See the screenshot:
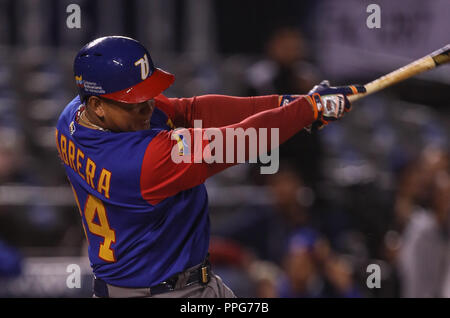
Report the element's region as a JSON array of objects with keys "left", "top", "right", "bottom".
[
  {"left": 75, "top": 75, "right": 84, "bottom": 88},
  {"left": 166, "top": 118, "right": 176, "bottom": 129},
  {"left": 173, "top": 133, "right": 190, "bottom": 155}
]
